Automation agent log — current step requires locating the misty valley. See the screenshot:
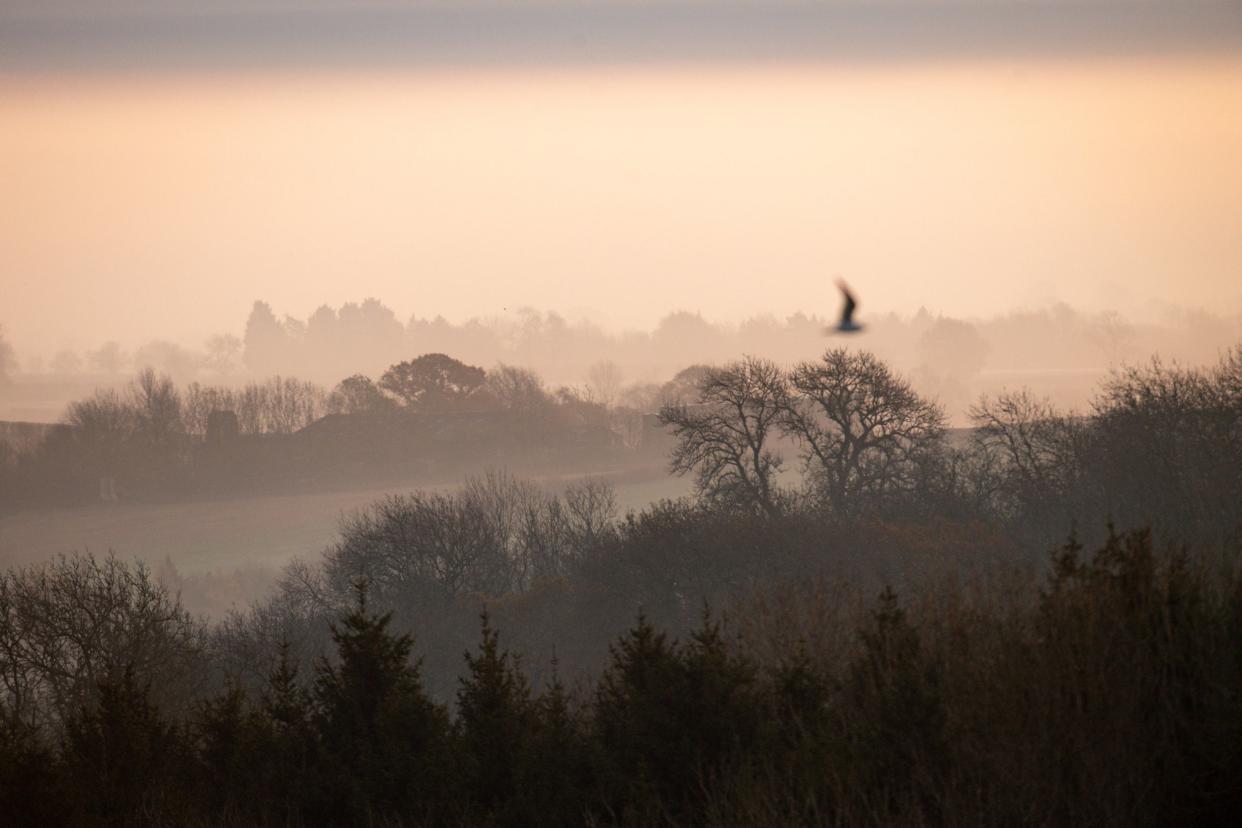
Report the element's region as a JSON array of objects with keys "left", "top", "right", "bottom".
[
  {"left": 2, "top": 318, "right": 1242, "bottom": 826},
  {"left": 4, "top": 1, "right": 1242, "bottom": 822}
]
